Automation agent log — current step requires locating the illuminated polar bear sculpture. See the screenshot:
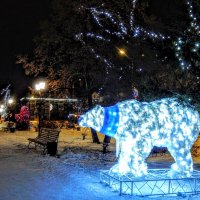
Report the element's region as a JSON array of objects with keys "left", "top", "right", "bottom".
[{"left": 78, "top": 98, "right": 200, "bottom": 178}]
